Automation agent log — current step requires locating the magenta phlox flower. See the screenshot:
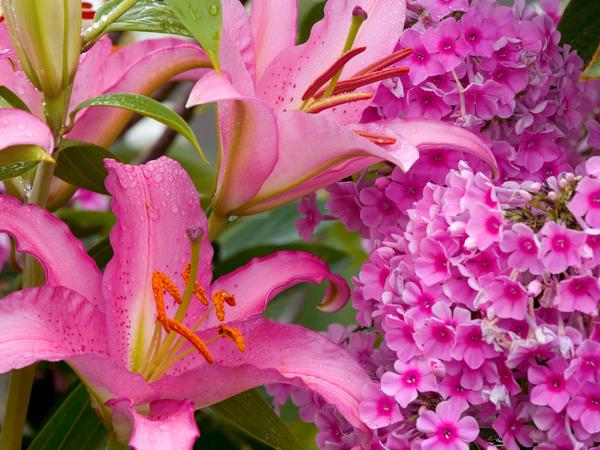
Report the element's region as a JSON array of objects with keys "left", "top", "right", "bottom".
[
  {"left": 359, "top": 179, "right": 400, "bottom": 233},
  {"left": 460, "top": 11, "right": 497, "bottom": 58},
  {"left": 567, "top": 382, "right": 600, "bottom": 434},
  {"left": 413, "top": 305, "right": 456, "bottom": 360},
  {"left": 446, "top": 77, "right": 507, "bottom": 120},
  {"left": 483, "top": 276, "right": 528, "bottom": 320},
  {"left": 452, "top": 322, "right": 498, "bottom": 369},
  {"left": 490, "top": 63, "right": 529, "bottom": 98},
  {"left": 586, "top": 231, "right": 600, "bottom": 266},
  {"left": 556, "top": 276, "right": 600, "bottom": 315},
  {"left": 539, "top": 221, "right": 588, "bottom": 274},
  {"left": 567, "top": 340, "right": 600, "bottom": 383},
  {"left": 381, "top": 358, "right": 438, "bottom": 407},
  {"left": 358, "top": 383, "right": 403, "bottom": 429},
  {"left": 416, "top": 400, "right": 479, "bottom": 450},
  {"left": 296, "top": 193, "right": 323, "bottom": 241},
  {"left": 499, "top": 223, "right": 543, "bottom": 274},
  {"left": 492, "top": 403, "right": 534, "bottom": 450},
  {"left": 528, "top": 357, "right": 580, "bottom": 412},
  {"left": 465, "top": 203, "right": 504, "bottom": 251},
  {"left": 438, "top": 374, "right": 481, "bottom": 407},
  {"left": 406, "top": 85, "right": 452, "bottom": 119},
  {"left": 506, "top": 338, "right": 555, "bottom": 370},
  {"left": 414, "top": 237, "right": 451, "bottom": 286},
  {"left": 326, "top": 182, "right": 366, "bottom": 235},
  {"left": 516, "top": 129, "right": 562, "bottom": 173},
  {"left": 532, "top": 405, "right": 563, "bottom": 439},
  {"left": 568, "top": 177, "right": 600, "bottom": 228},
  {"left": 399, "top": 29, "right": 445, "bottom": 86},
  {"left": 460, "top": 247, "right": 501, "bottom": 280},
  {"left": 412, "top": 148, "right": 463, "bottom": 185},
  {"left": 382, "top": 314, "right": 420, "bottom": 363},
  {"left": 421, "top": 18, "right": 469, "bottom": 72},
  {"left": 403, "top": 281, "right": 449, "bottom": 326},
  {"left": 357, "top": 247, "right": 395, "bottom": 301},
  {"left": 385, "top": 168, "right": 430, "bottom": 211}
]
